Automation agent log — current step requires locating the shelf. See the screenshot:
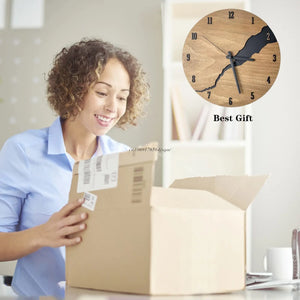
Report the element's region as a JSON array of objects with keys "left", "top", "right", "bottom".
[
  {"left": 162, "top": 0, "right": 252, "bottom": 187},
  {"left": 162, "top": 0, "right": 253, "bottom": 272},
  {"left": 164, "top": 145, "right": 247, "bottom": 186}
]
